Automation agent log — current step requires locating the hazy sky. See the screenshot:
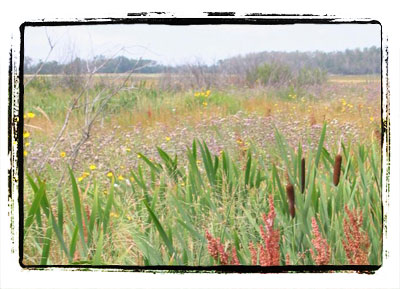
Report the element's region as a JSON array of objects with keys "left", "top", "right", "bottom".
[{"left": 24, "top": 23, "right": 381, "bottom": 65}]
